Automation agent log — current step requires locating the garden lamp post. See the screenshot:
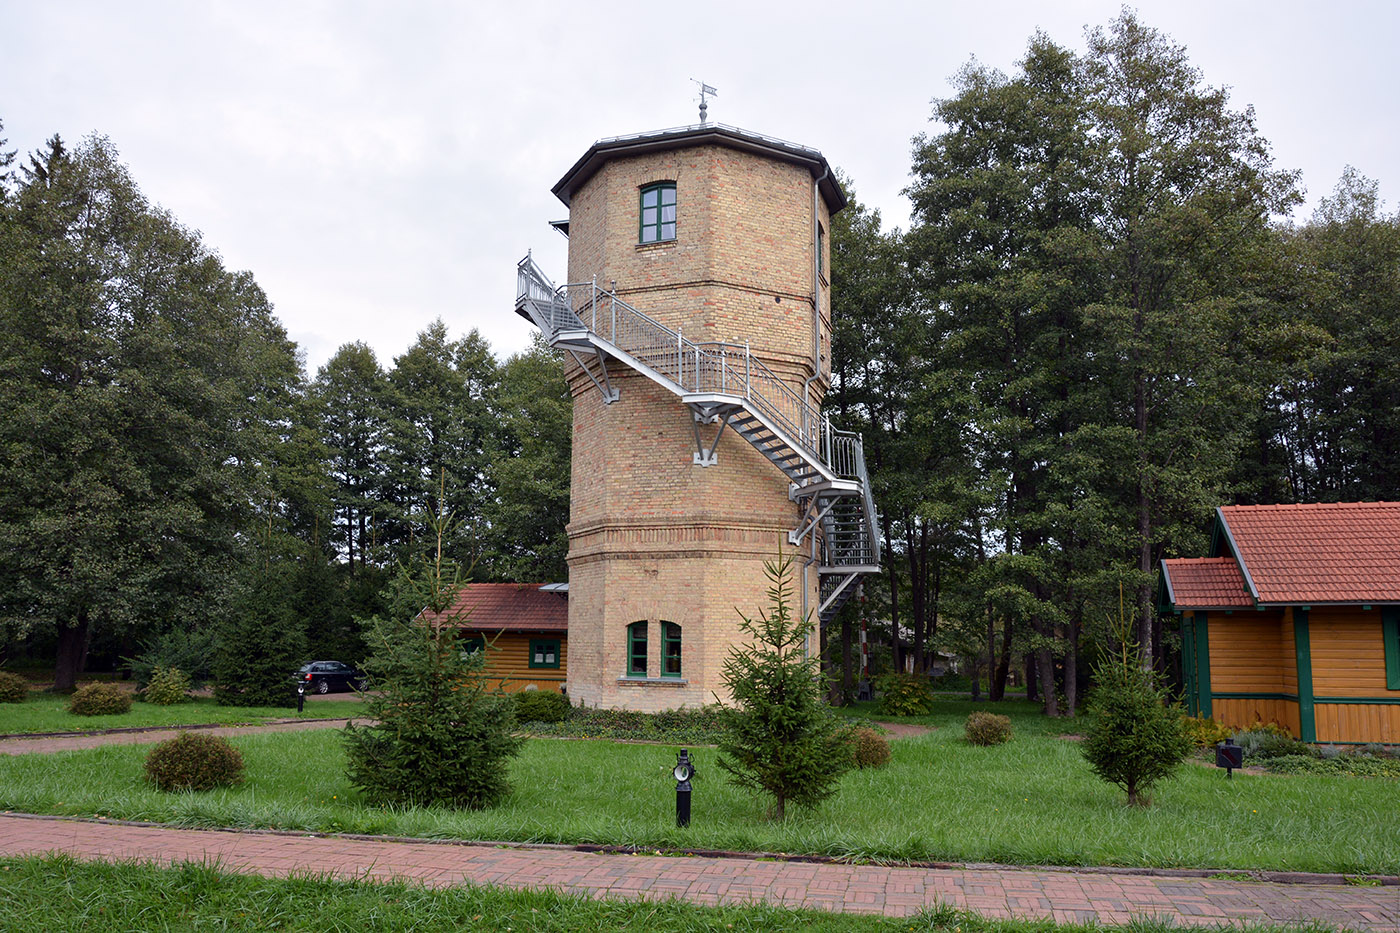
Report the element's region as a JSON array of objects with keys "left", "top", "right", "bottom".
[
  {"left": 673, "top": 749, "right": 695, "bottom": 827},
  {"left": 1215, "top": 736, "right": 1242, "bottom": 778},
  {"left": 296, "top": 681, "right": 305, "bottom": 714}
]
